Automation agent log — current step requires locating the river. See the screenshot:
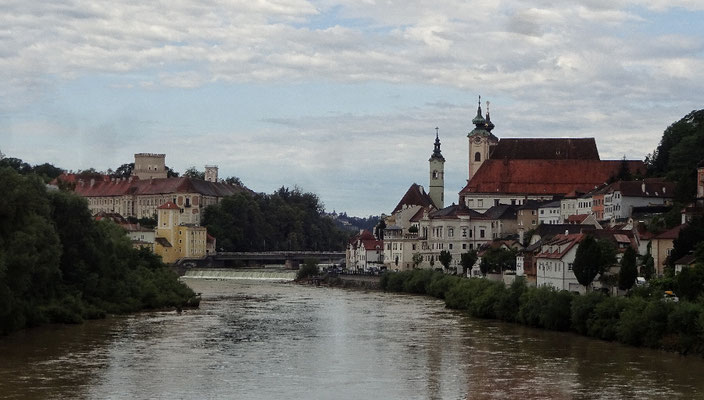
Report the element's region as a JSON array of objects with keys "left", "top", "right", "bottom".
[{"left": 1, "top": 279, "right": 703, "bottom": 399}]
